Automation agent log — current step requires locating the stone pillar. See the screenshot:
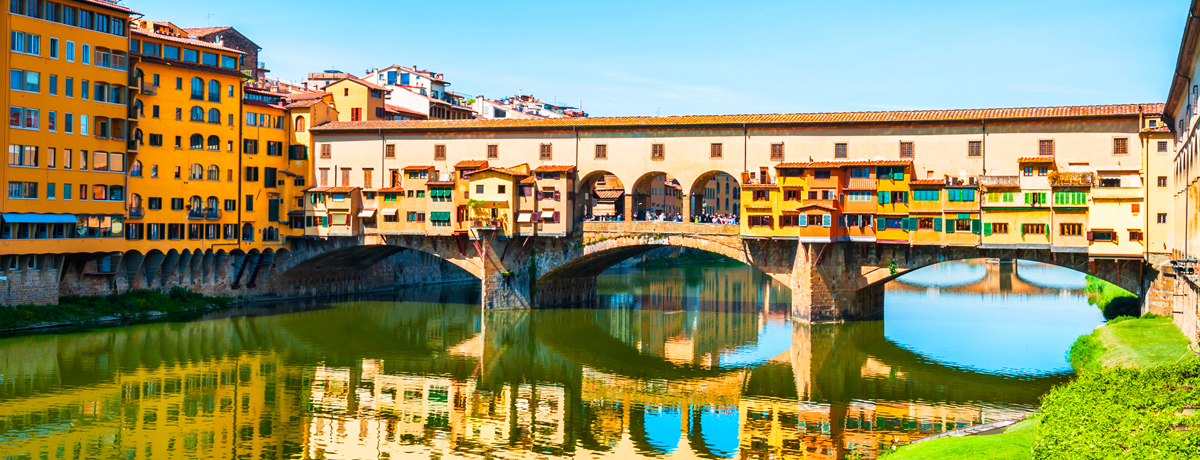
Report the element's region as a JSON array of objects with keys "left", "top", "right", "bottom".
[
  {"left": 681, "top": 193, "right": 691, "bottom": 221},
  {"left": 623, "top": 193, "right": 634, "bottom": 222},
  {"left": 479, "top": 233, "right": 534, "bottom": 311},
  {"left": 790, "top": 242, "right": 885, "bottom": 323}
]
